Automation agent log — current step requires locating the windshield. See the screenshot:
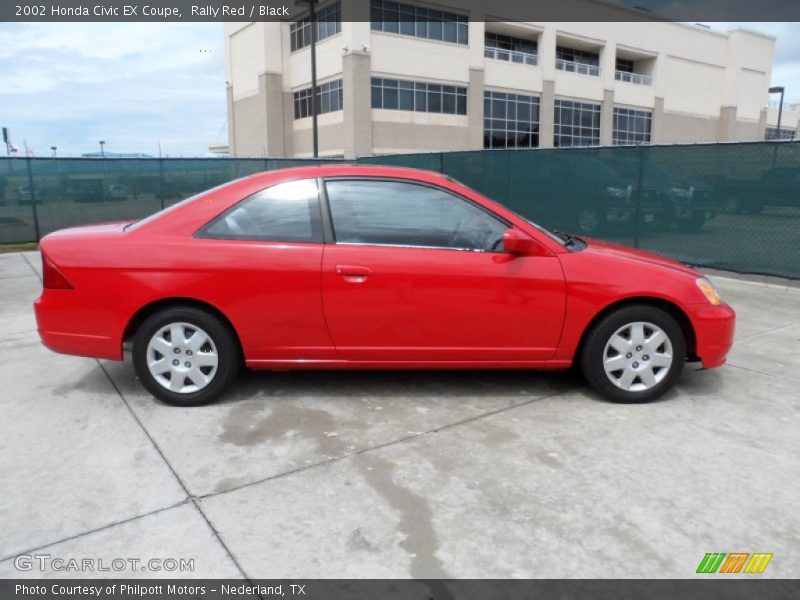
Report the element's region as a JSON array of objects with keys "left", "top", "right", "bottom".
[{"left": 442, "top": 175, "right": 568, "bottom": 246}]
